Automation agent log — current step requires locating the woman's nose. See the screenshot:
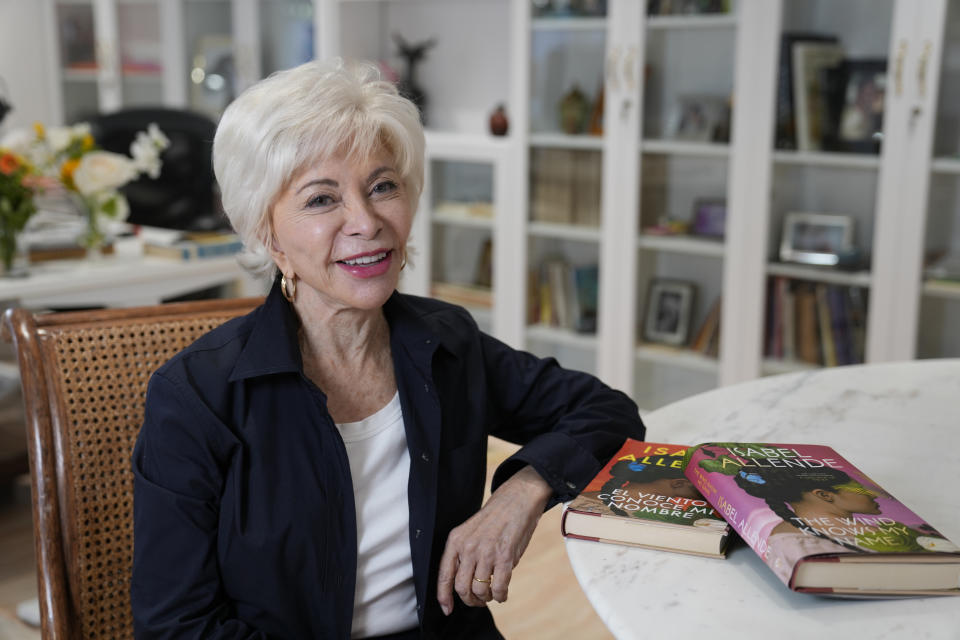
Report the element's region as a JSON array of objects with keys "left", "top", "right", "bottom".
[{"left": 342, "top": 197, "right": 382, "bottom": 238}]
